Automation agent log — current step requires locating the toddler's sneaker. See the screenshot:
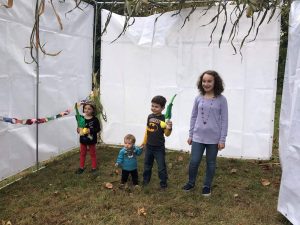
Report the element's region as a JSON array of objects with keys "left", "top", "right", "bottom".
[
  {"left": 182, "top": 183, "right": 194, "bottom": 192},
  {"left": 202, "top": 186, "right": 211, "bottom": 197},
  {"left": 75, "top": 168, "right": 84, "bottom": 174}
]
